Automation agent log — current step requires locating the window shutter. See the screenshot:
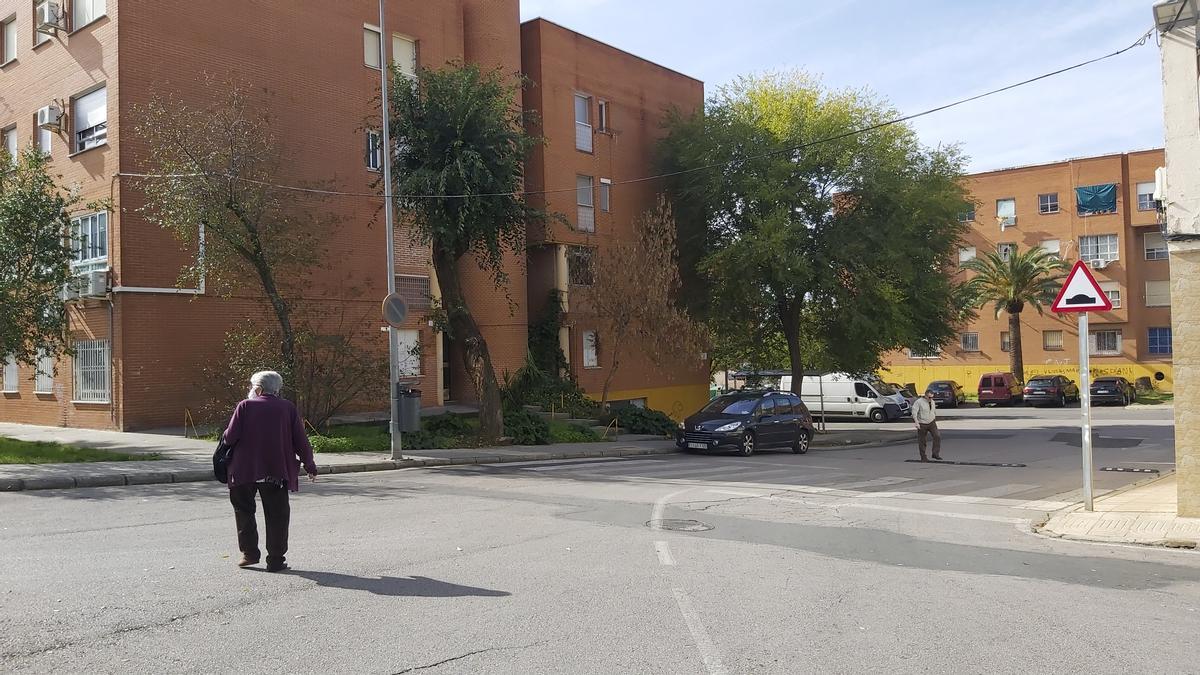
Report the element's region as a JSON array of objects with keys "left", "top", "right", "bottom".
[
  {"left": 74, "top": 88, "right": 107, "bottom": 131},
  {"left": 392, "top": 35, "right": 418, "bottom": 78}
]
